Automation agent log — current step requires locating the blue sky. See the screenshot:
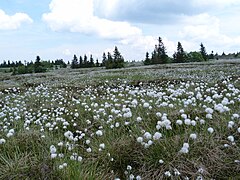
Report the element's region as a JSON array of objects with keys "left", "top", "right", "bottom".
[{"left": 0, "top": 0, "right": 240, "bottom": 63}]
